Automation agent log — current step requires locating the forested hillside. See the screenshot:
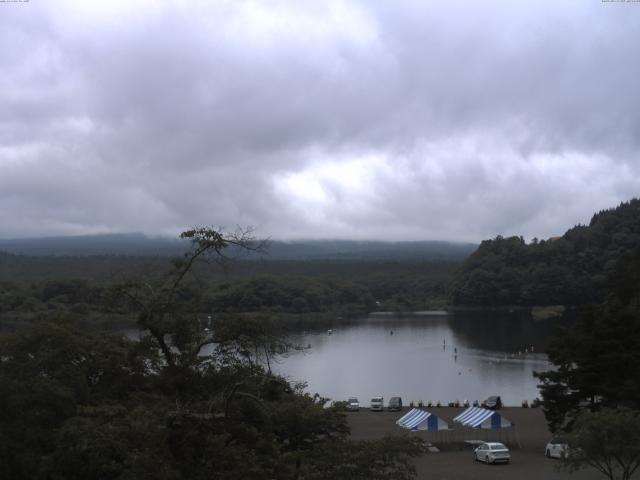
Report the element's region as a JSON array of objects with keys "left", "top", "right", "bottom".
[{"left": 450, "top": 198, "right": 640, "bottom": 306}]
